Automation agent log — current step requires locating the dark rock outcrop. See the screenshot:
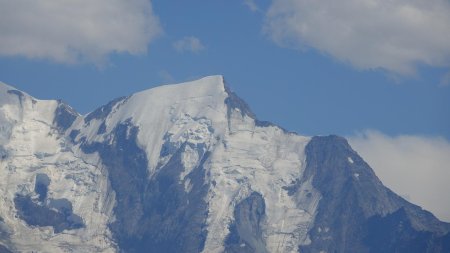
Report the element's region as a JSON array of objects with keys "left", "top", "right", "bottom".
[
  {"left": 13, "top": 195, "right": 84, "bottom": 233},
  {"left": 298, "top": 135, "right": 450, "bottom": 253},
  {"left": 14, "top": 173, "right": 84, "bottom": 233},
  {"left": 53, "top": 101, "right": 78, "bottom": 132},
  {"left": 81, "top": 120, "right": 210, "bottom": 253},
  {"left": 225, "top": 192, "right": 268, "bottom": 253}
]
